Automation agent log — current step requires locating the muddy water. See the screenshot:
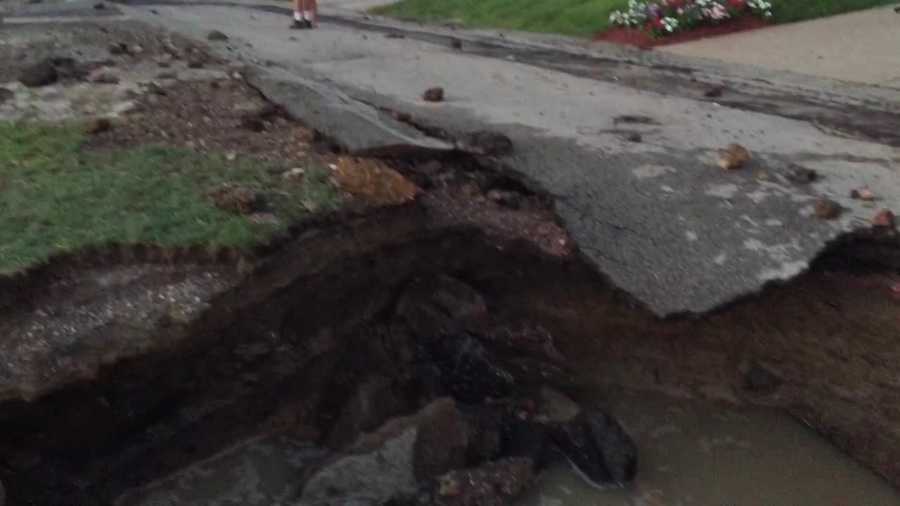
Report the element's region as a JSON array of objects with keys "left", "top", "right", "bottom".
[{"left": 519, "top": 392, "right": 900, "bottom": 506}]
